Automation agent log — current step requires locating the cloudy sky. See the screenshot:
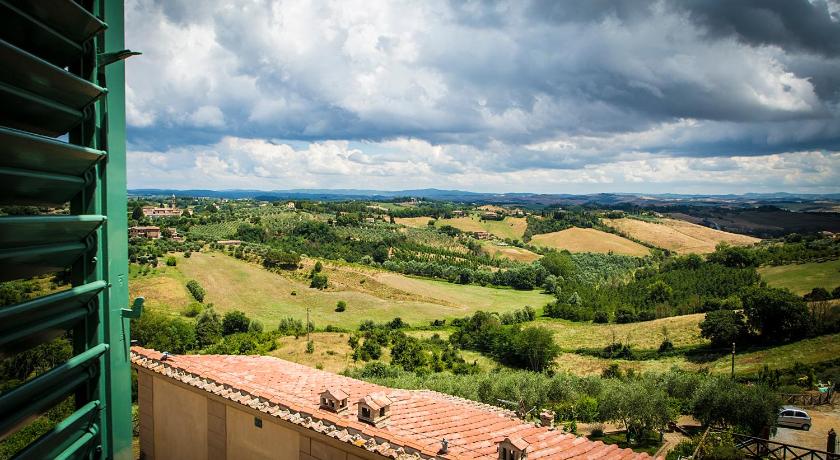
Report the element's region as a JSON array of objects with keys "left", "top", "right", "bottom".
[{"left": 125, "top": 0, "right": 840, "bottom": 194}]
